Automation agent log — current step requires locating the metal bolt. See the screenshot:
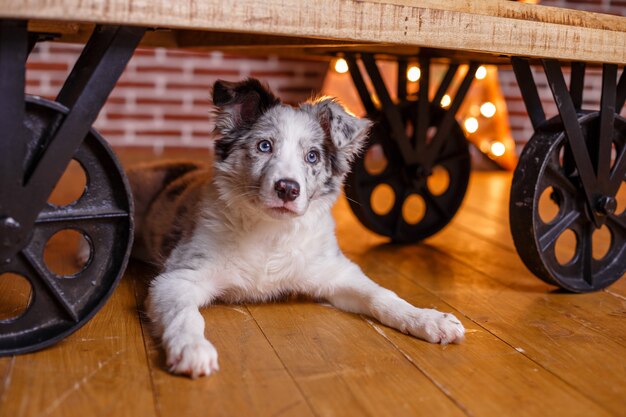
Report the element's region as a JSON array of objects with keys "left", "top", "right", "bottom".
[
  {"left": 0, "top": 217, "right": 22, "bottom": 247},
  {"left": 595, "top": 196, "right": 617, "bottom": 216}
]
